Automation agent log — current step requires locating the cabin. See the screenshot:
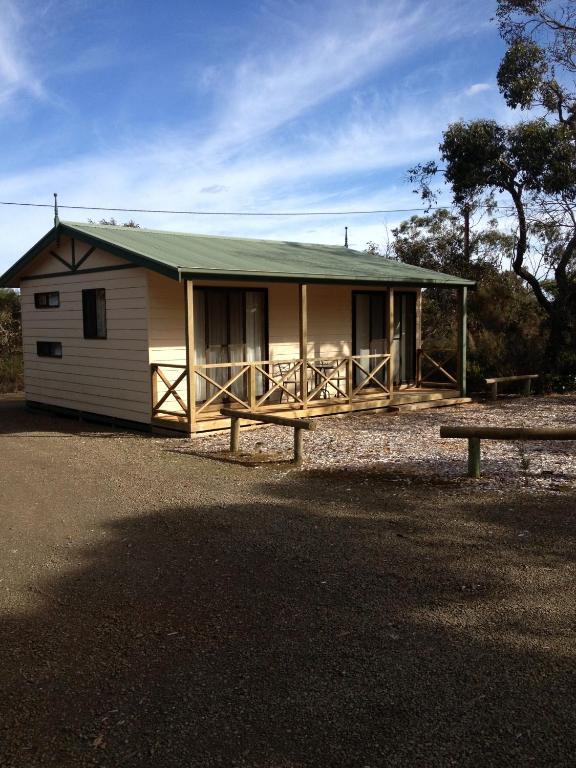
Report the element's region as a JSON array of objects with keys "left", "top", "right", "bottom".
[{"left": 0, "top": 220, "right": 474, "bottom": 434}]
